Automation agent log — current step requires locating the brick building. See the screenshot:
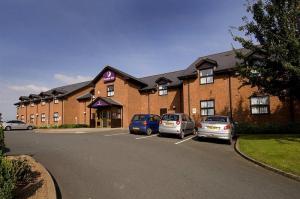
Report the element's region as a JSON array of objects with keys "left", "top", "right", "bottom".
[{"left": 14, "top": 49, "right": 300, "bottom": 128}]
